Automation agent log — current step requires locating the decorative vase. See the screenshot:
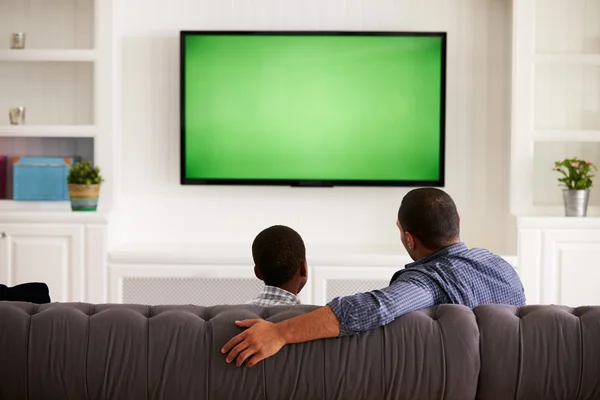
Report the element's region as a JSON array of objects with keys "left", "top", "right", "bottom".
[
  {"left": 562, "top": 189, "right": 590, "bottom": 217},
  {"left": 68, "top": 184, "right": 100, "bottom": 211},
  {"left": 10, "top": 32, "right": 26, "bottom": 49}
]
